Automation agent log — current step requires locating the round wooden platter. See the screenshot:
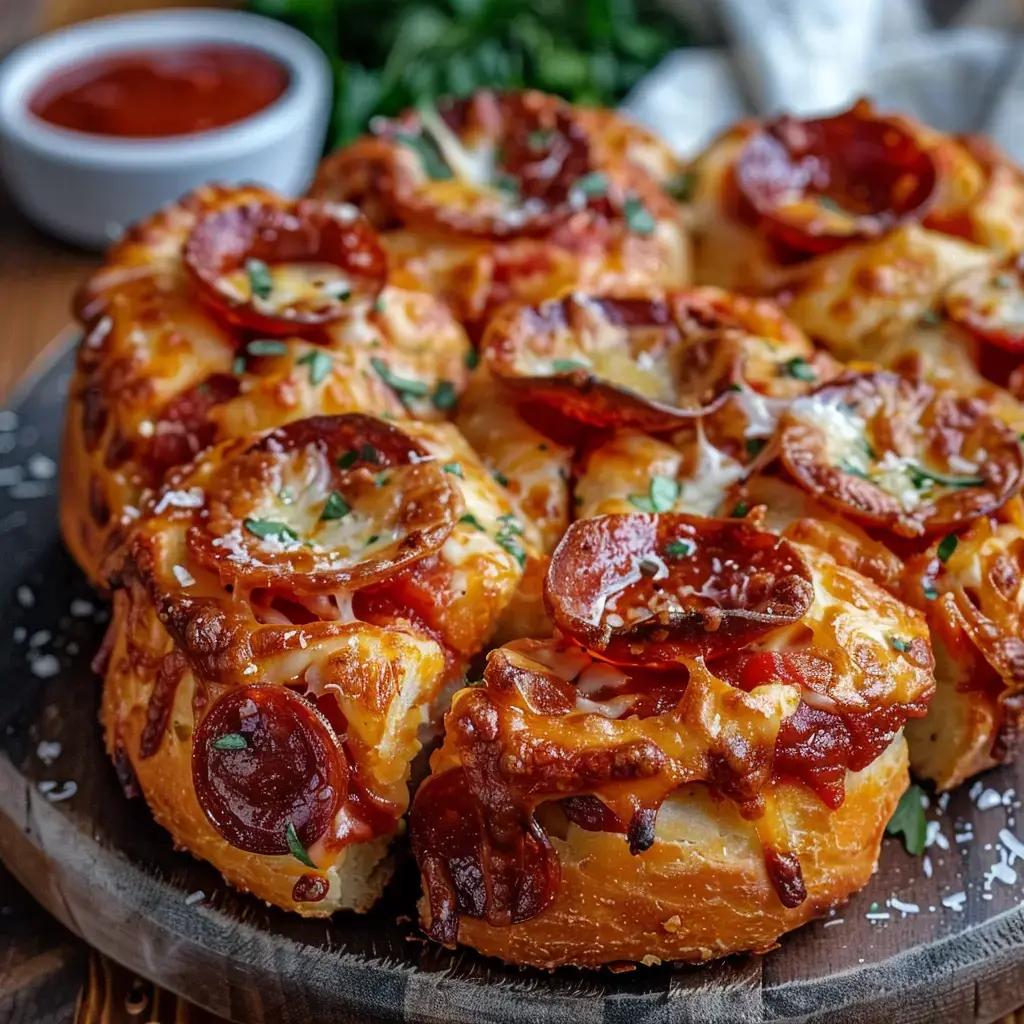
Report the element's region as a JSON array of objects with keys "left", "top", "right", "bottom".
[{"left": 4, "top": 344, "right": 1024, "bottom": 1024}]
